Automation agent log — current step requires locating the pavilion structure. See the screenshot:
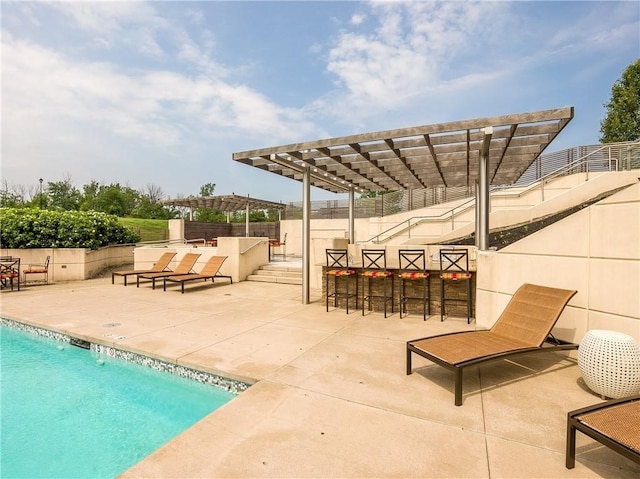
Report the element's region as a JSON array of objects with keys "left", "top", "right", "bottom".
[
  {"left": 233, "top": 107, "right": 574, "bottom": 303},
  {"left": 163, "top": 194, "right": 286, "bottom": 236}
]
